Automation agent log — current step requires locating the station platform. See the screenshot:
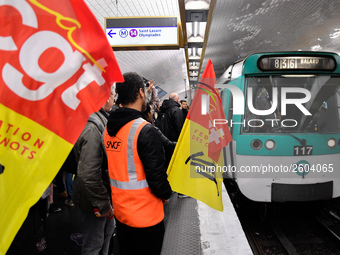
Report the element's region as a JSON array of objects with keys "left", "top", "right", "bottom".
[
  {"left": 13, "top": 184, "right": 252, "bottom": 254},
  {"left": 162, "top": 187, "right": 252, "bottom": 255}
]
